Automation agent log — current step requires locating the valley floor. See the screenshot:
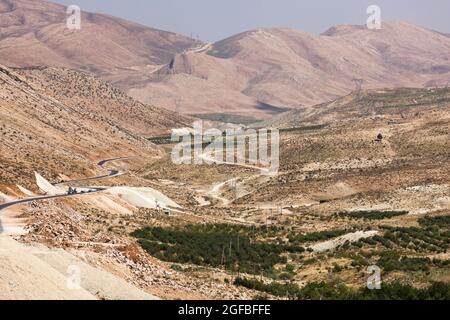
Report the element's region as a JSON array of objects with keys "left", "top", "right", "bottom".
[{"left": 1, "top": 89, "right": 449, "bottom": 300}]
